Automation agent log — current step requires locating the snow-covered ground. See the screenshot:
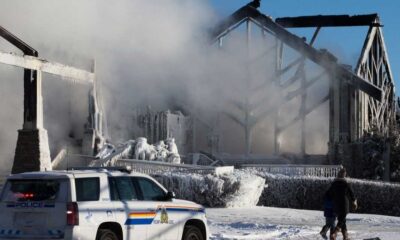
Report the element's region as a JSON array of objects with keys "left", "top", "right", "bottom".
[{"left": 207, "top": 207, "right": 400, "bottom": 240}]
